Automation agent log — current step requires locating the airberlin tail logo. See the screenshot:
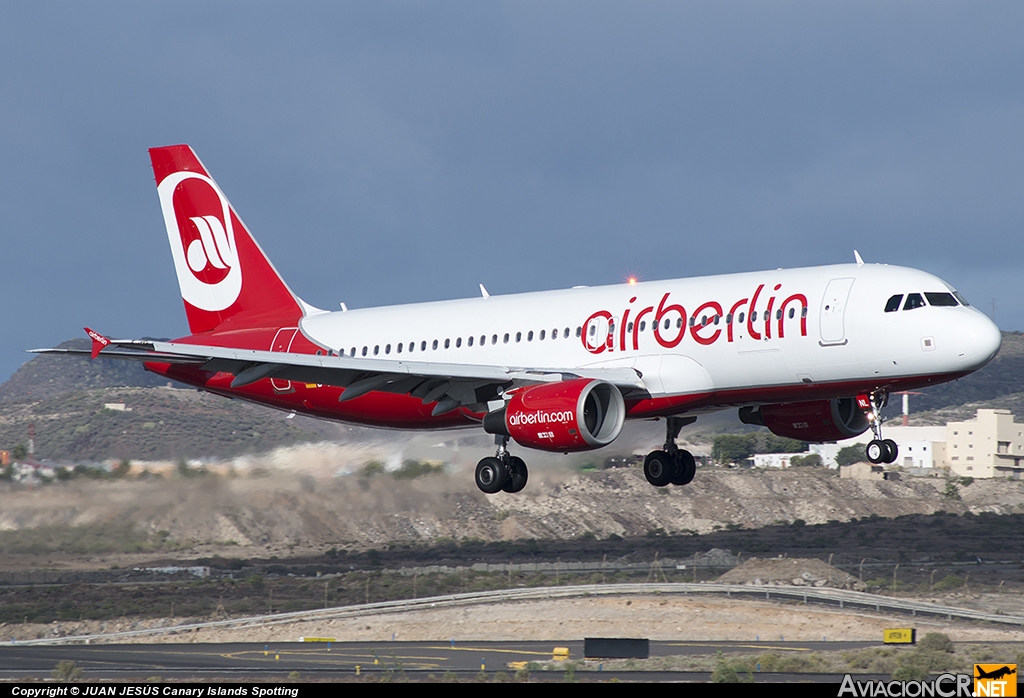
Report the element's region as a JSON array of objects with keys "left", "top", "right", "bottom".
[{"left": 157, "top": 171, "right": 242, "bottom": 312}]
